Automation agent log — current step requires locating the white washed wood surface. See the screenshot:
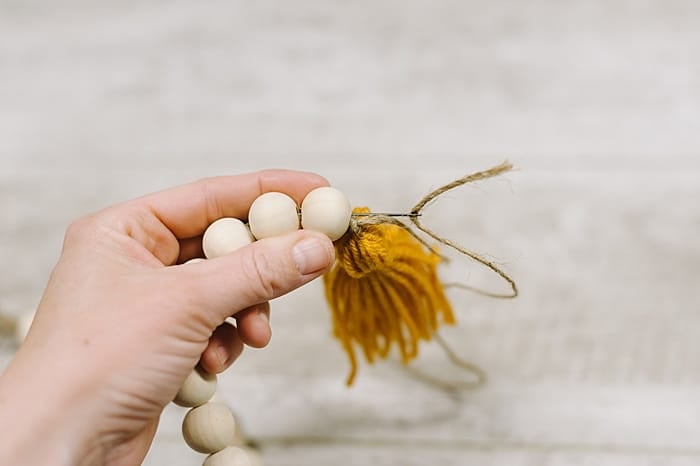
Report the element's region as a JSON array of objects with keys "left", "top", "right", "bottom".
[{"left": 1, "top": 1, "right": 699, "bottom": 465}]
